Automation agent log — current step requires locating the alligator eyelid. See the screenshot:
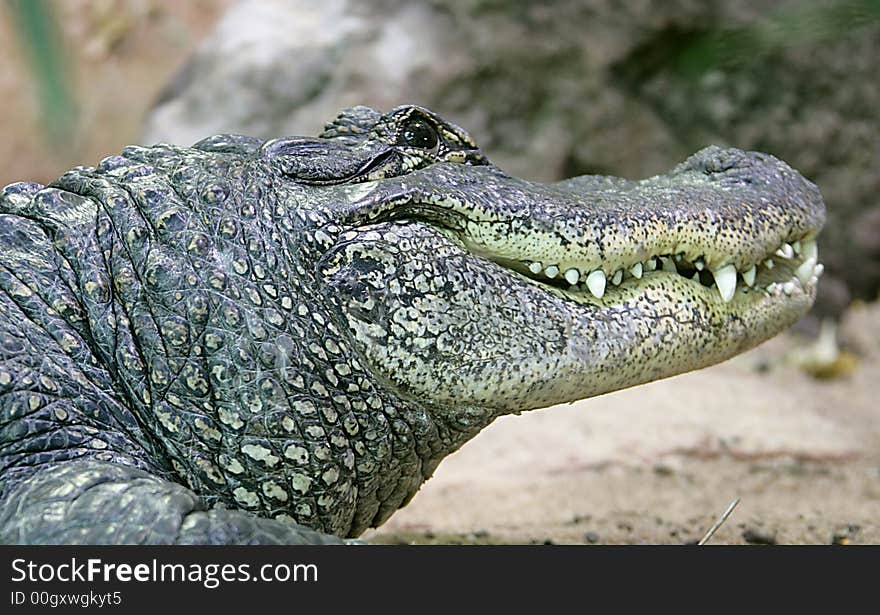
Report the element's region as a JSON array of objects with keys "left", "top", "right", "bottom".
[
  {"left": 353, "top": 149, "right": 397, "bottom": 178},
  {"left": 284, "top": 149, "right": 398, "bottom": 186}
]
